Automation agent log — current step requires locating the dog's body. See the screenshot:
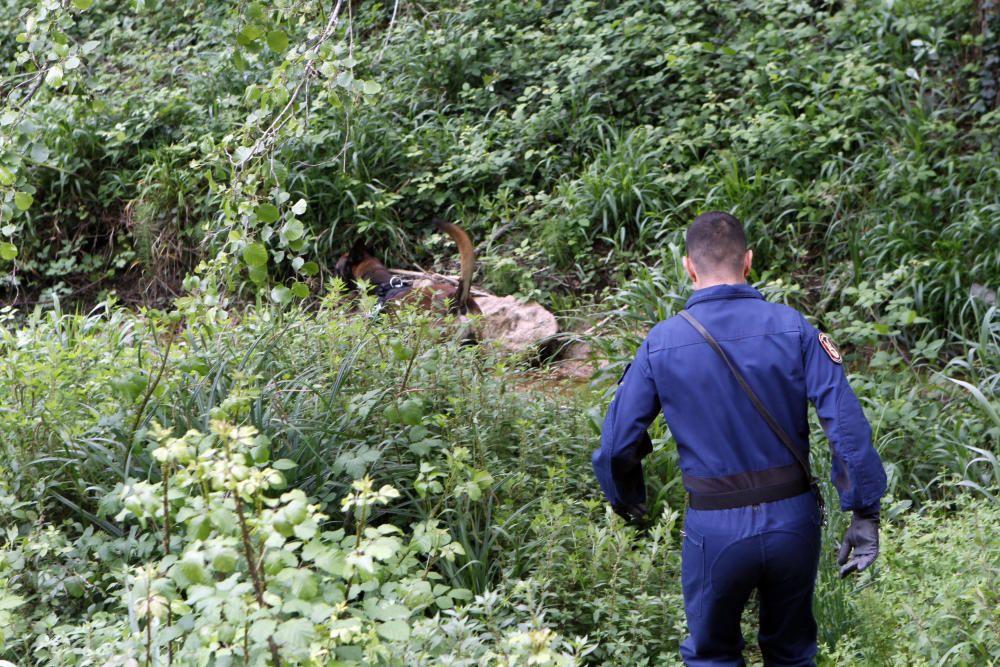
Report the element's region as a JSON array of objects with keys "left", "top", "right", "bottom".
[{"left": 335, "top": 221, "right": 480, "bottom": 315}]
